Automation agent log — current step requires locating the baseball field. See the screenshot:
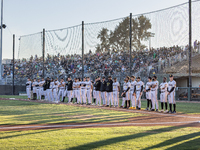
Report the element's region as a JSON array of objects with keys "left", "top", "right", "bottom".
[{"left": 0, "top": 95, "right": 200, "bottom": 150}]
